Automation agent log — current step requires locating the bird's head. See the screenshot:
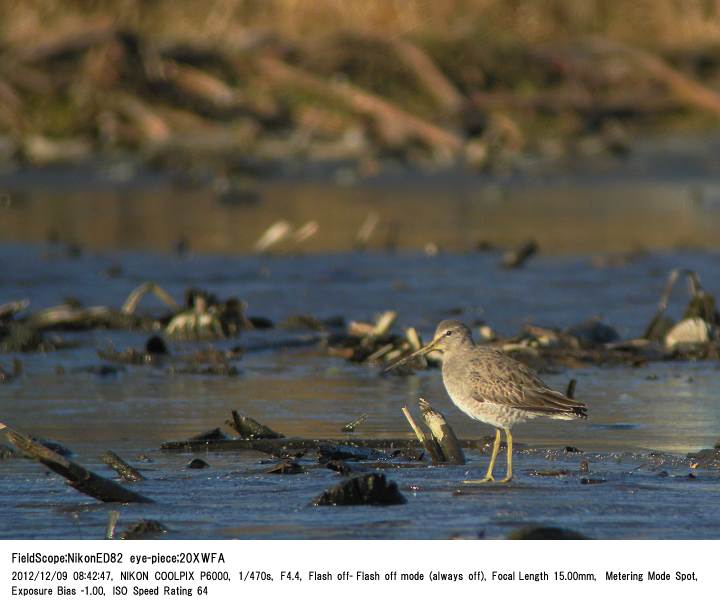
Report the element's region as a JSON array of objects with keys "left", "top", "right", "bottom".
[{"left": 384, "top": 320, "right": 473, "bottom": 372}]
